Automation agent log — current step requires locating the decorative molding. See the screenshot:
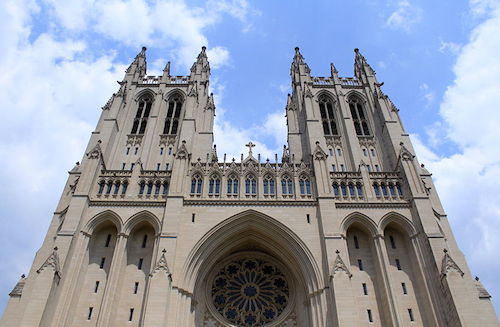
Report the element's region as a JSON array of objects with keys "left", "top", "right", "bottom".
[
  {"left": 87, "top": 140, "right": 102, "bottom": 159},
  {"left": 150, "top": 249, "right": 172, "bottom": 280},
  {"left": 325, "top": 135, "right": 342, "bottom": 147},
  {"left": 126, "top": 134, "right": 143, "bottom": 146},
  {"left": 9, "top": 275, "right": 26, "bottom": 297},
  {"left": 313, "top": 142, "right": 327, "bottom": 160},
  {"left": 184, "top": 199, "right": 317, "bottom": 207},
  {"left": 175, "top": 140, "right": 190, "bottom": 159},
  {"left": 335, "top": 202, "right": 411, "bottom": 209},
  {"left": 89, "top": 200, "right": 166, "bottom": 207},
  {"left": 441, "top": 249, "right": 464, "bottom": 277},
  {"left": 330, "top": 250, "right": 352, "bottom": 278},
  {"left": 37, "top": 247, "right": 61, "bottom": 277},
  {"left": 159, "top": 134, "right": 176, "bottom": 146}
]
